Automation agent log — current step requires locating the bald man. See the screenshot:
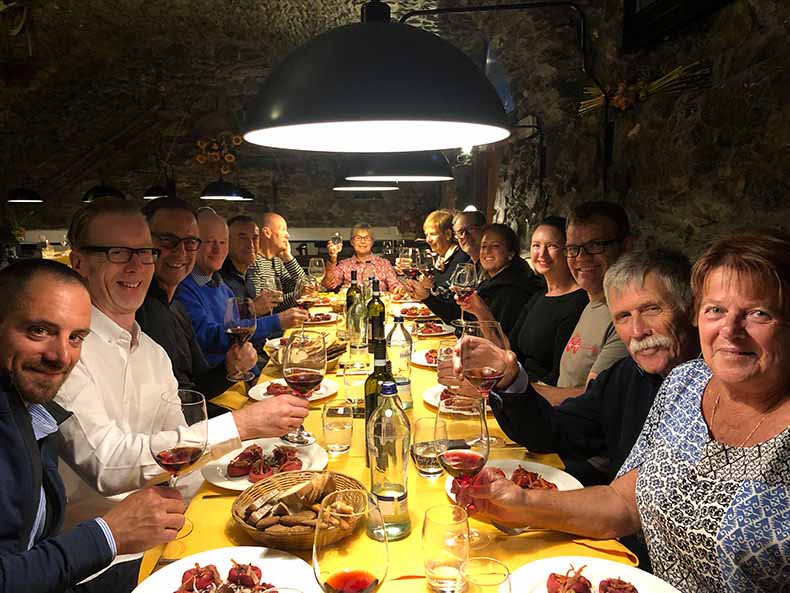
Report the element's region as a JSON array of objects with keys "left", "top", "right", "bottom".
[
  {"left": 252, "top": 212, "right": 306, "bottom": 311},
  {"left": 174, "top": 212, "right": 305, "bottom": 369}
]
